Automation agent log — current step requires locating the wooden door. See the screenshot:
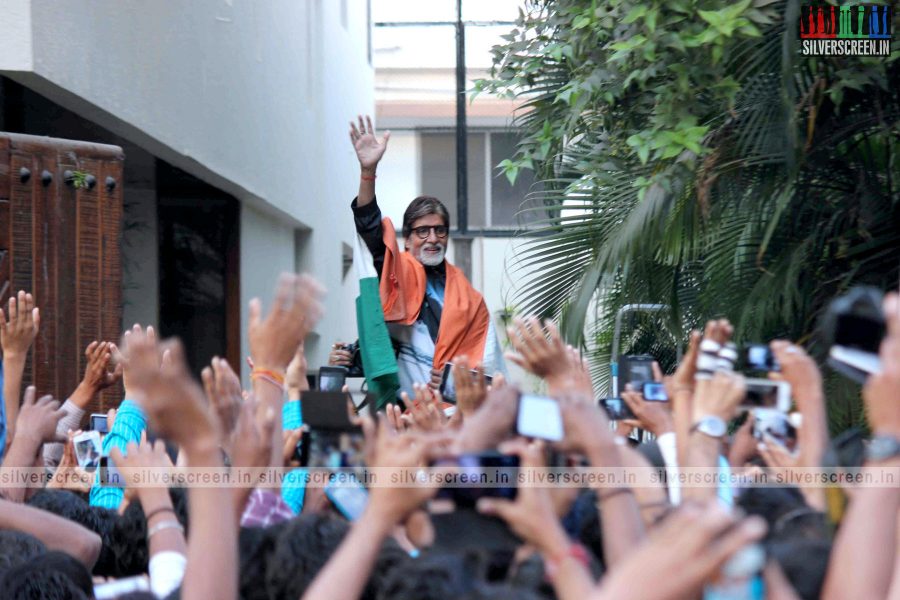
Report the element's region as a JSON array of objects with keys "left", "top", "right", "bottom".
[{"left": 0, "top": 132, "right": 124, "bottom": 416}]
